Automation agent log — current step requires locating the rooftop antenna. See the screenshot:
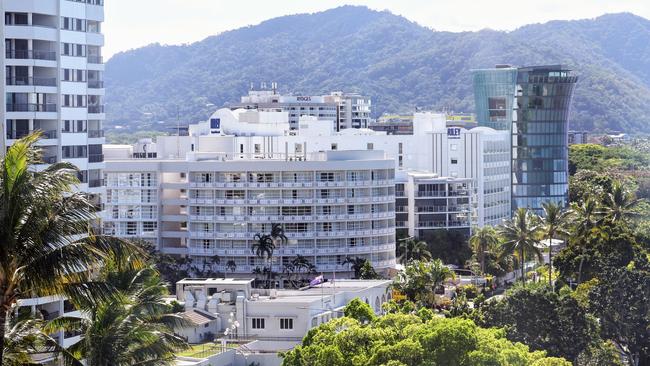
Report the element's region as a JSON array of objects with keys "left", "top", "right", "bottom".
[{"left": 250, "top": 82, "right": 254, "bottom": 91}]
